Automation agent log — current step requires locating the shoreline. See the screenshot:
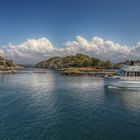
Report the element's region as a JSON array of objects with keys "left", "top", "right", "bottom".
[
  {"left": 0, "top": 67, "right": 118, "bottom": 77},
  {"left": 59, "top": 67, "right": 117, "bottom": 77},
  {"left": 0, "top": 69, "right": 17, "bottom": 74},
  {"left": 0, "top": 66, "right": 24, "bottom": 75}
]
